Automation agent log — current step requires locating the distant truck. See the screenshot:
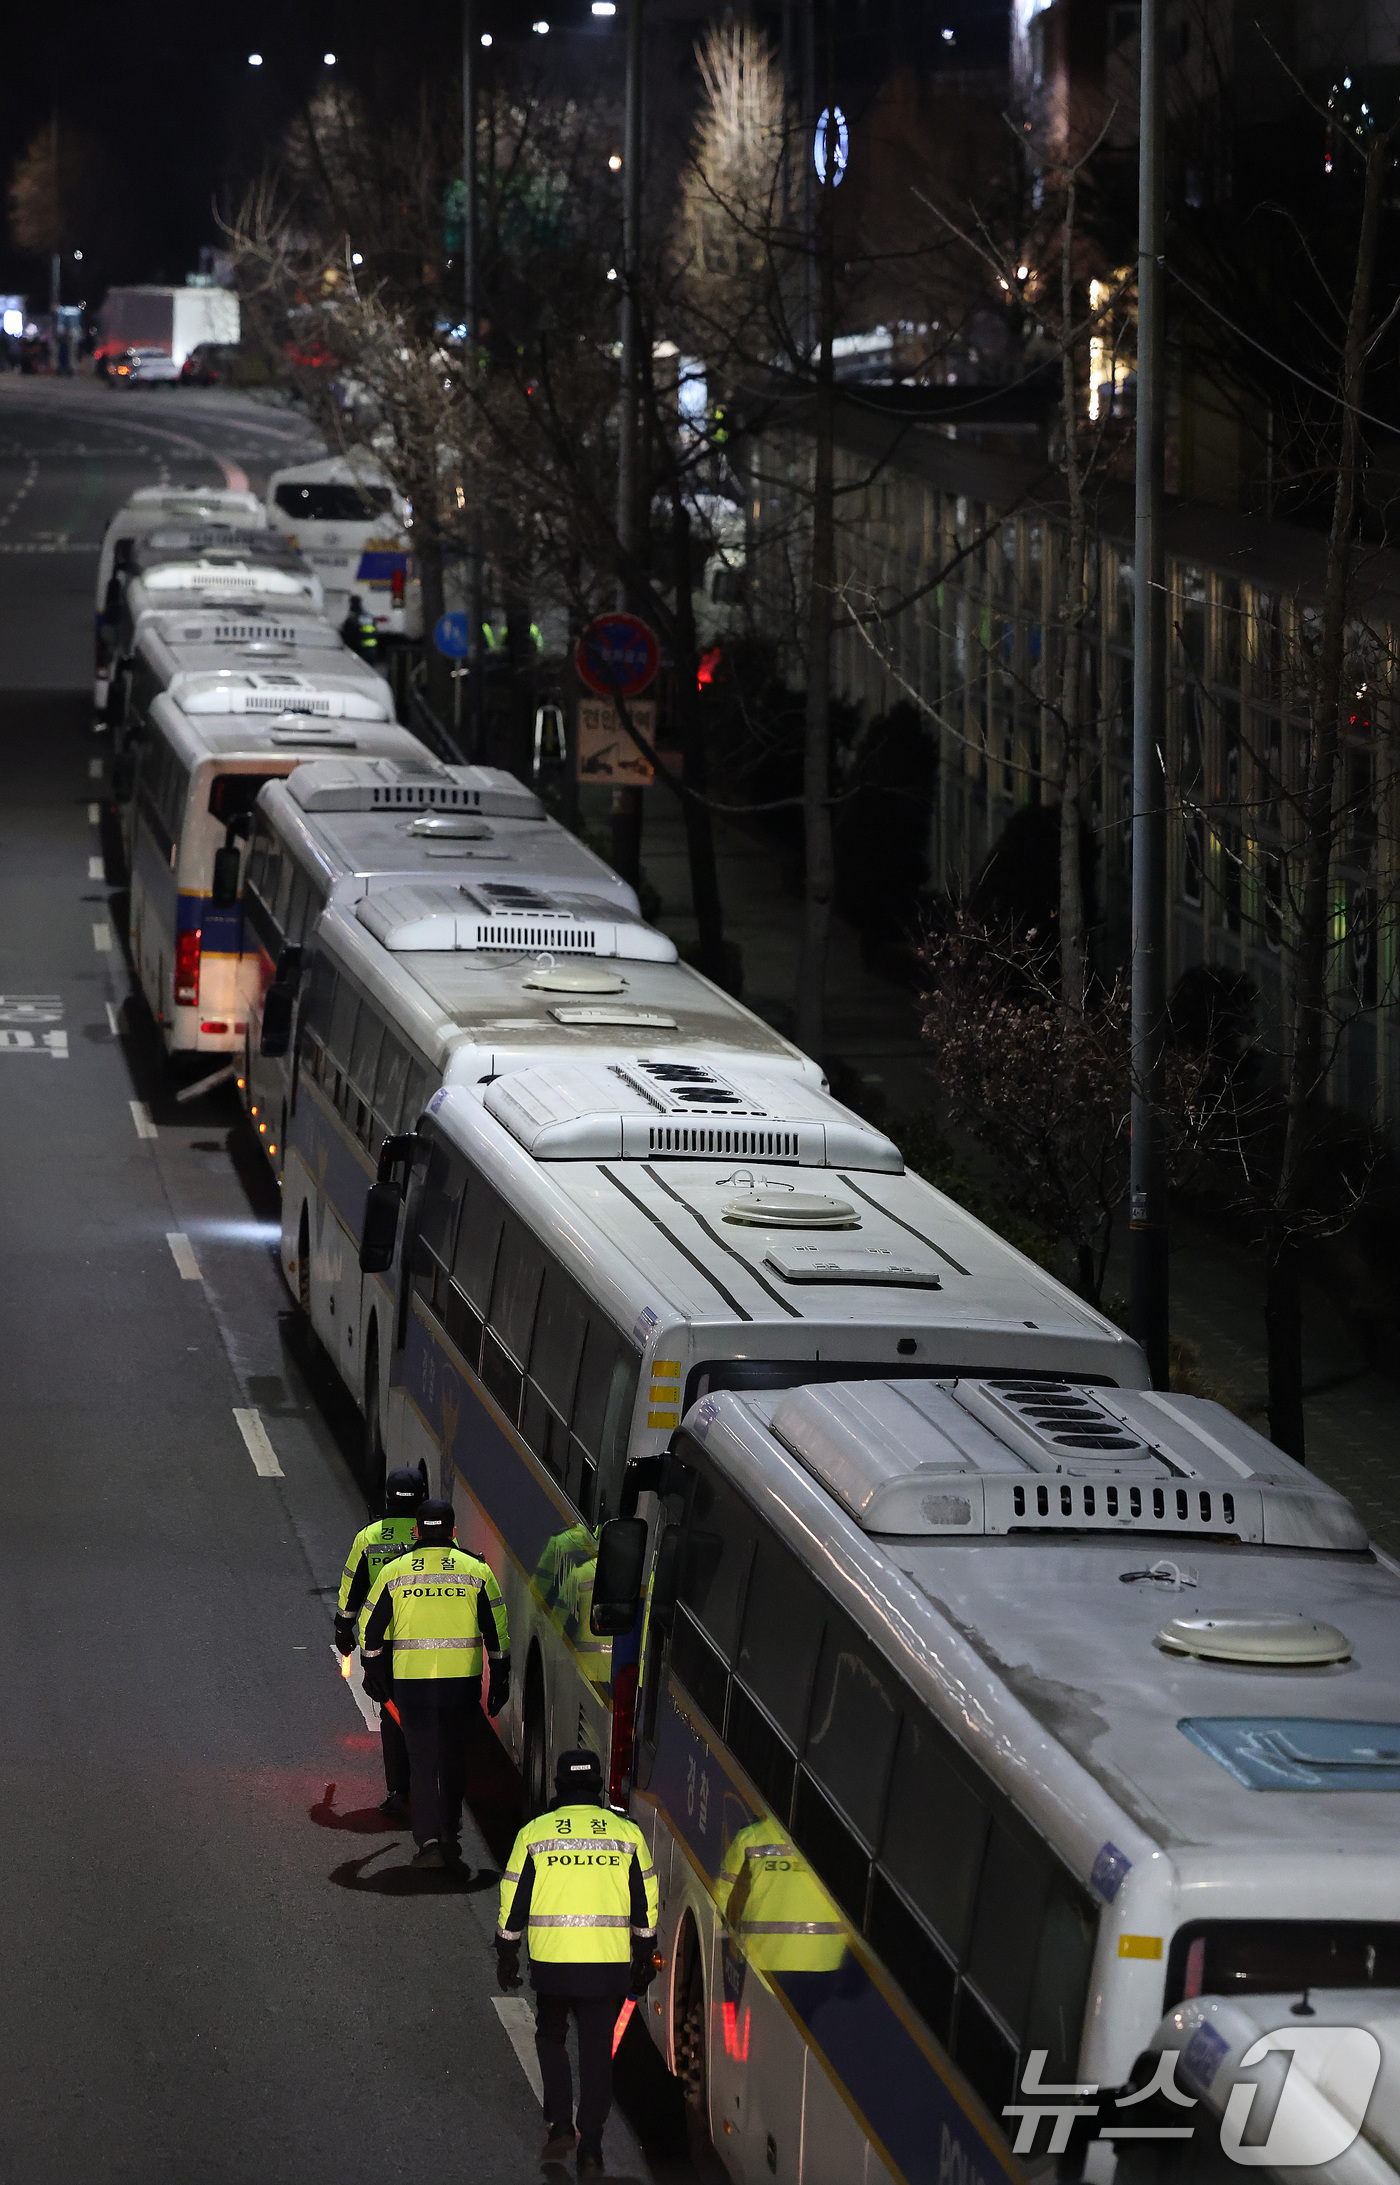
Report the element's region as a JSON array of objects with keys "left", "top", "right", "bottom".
[{"left": 96, "top": 287, "right": 240, "bottom": 373}]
